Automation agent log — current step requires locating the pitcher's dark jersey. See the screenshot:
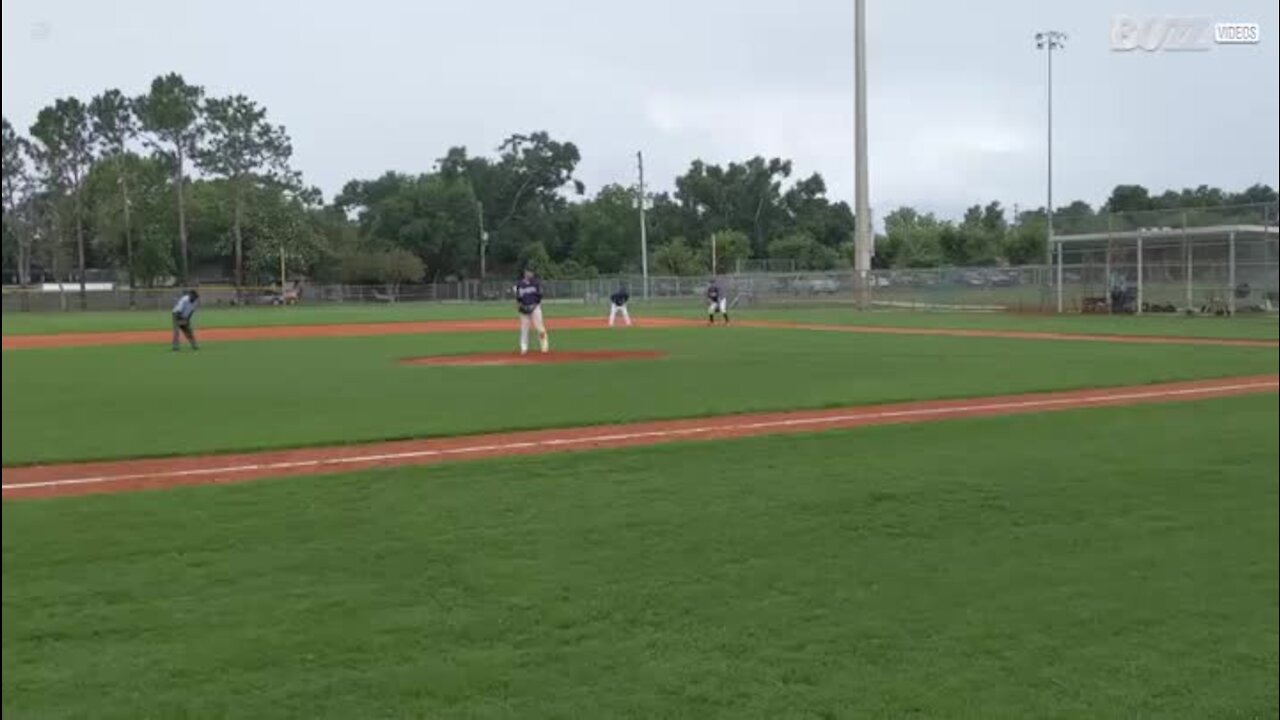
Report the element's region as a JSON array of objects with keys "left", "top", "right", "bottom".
[{"left": 515, "top": 277, "right": 542, "bottom": 314}]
